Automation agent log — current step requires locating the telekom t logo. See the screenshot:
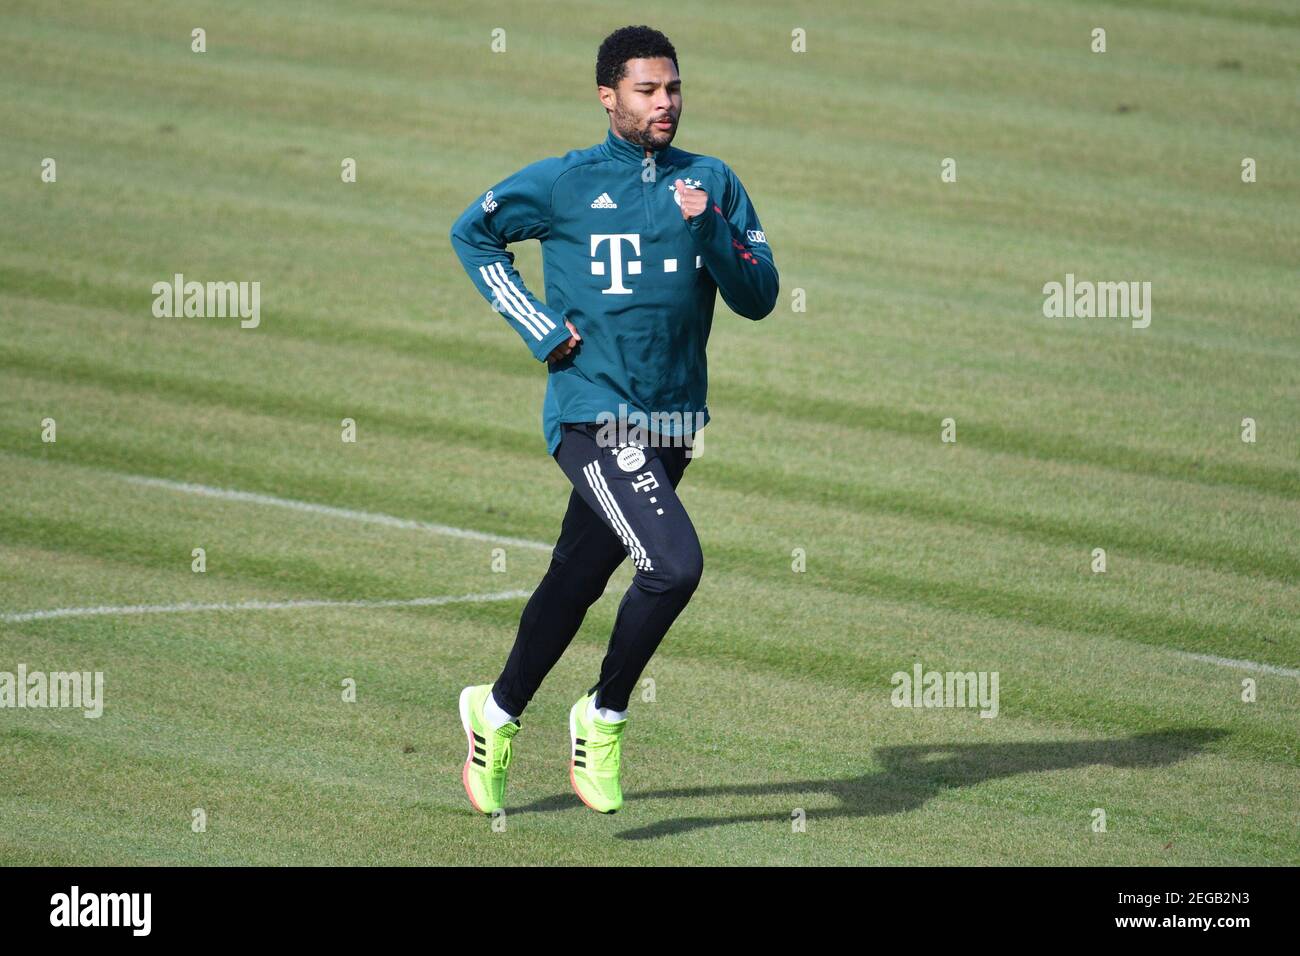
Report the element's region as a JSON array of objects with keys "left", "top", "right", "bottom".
[{"left": 590, "top": 233, "right": 641, "bottom": 294}]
